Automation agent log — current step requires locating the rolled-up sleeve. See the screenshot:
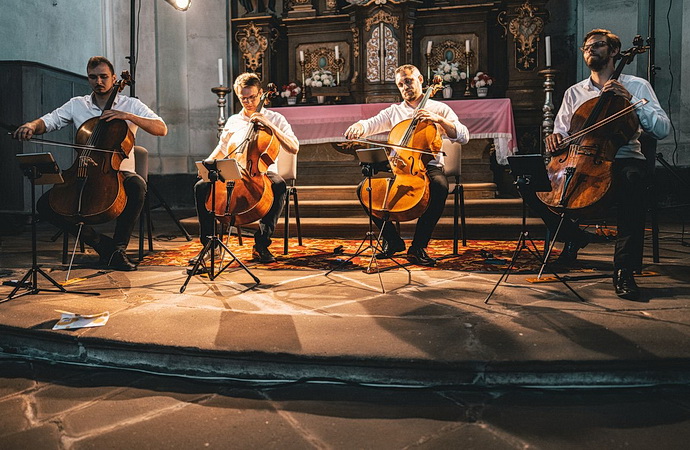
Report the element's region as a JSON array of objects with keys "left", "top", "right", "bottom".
[
  {"left": 40, "top": 100, "right": 76, "bottom": 133},
  {"left": 359, "top": 106, "right": 396, "bottom": 137}
]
